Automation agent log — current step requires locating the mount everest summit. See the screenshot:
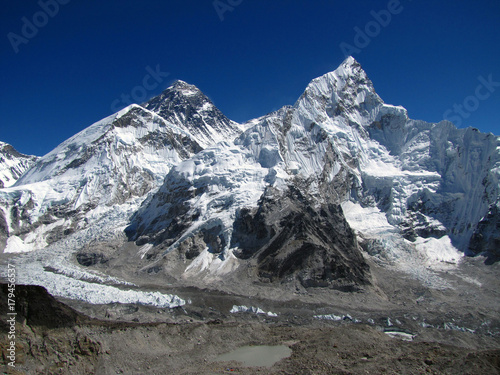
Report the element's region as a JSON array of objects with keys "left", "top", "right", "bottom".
[{"left": 1, "top": 57, "right": 499, "bottom": 301}]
